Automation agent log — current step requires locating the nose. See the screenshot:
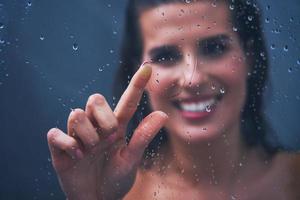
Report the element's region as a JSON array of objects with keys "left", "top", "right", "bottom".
[{"left": 180, "top": 53, "right": 209, "bottom": 89}]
